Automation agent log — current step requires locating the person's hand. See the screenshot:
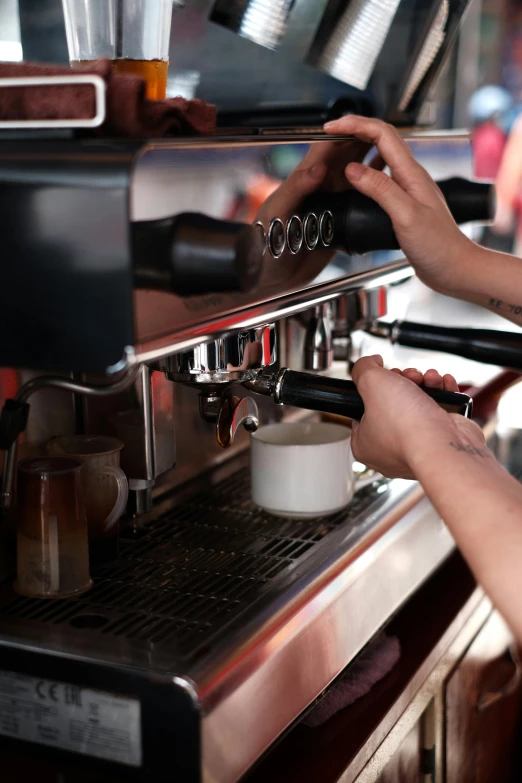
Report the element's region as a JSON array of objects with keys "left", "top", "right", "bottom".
[
  {"left": 351, "top": 355, "right": 486, "bottom": 479},
  {"left": 254, "top": 137, "right": 381, "bottom": 288},
  {"left": 324, "top": 116, "right": 474, "bottom": 295},
  {"left": 255, "top": 136, "right": 375, "bottom": 227},
  {"left": 494, "top": 201, "right": 515, "bottom": 235}
]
